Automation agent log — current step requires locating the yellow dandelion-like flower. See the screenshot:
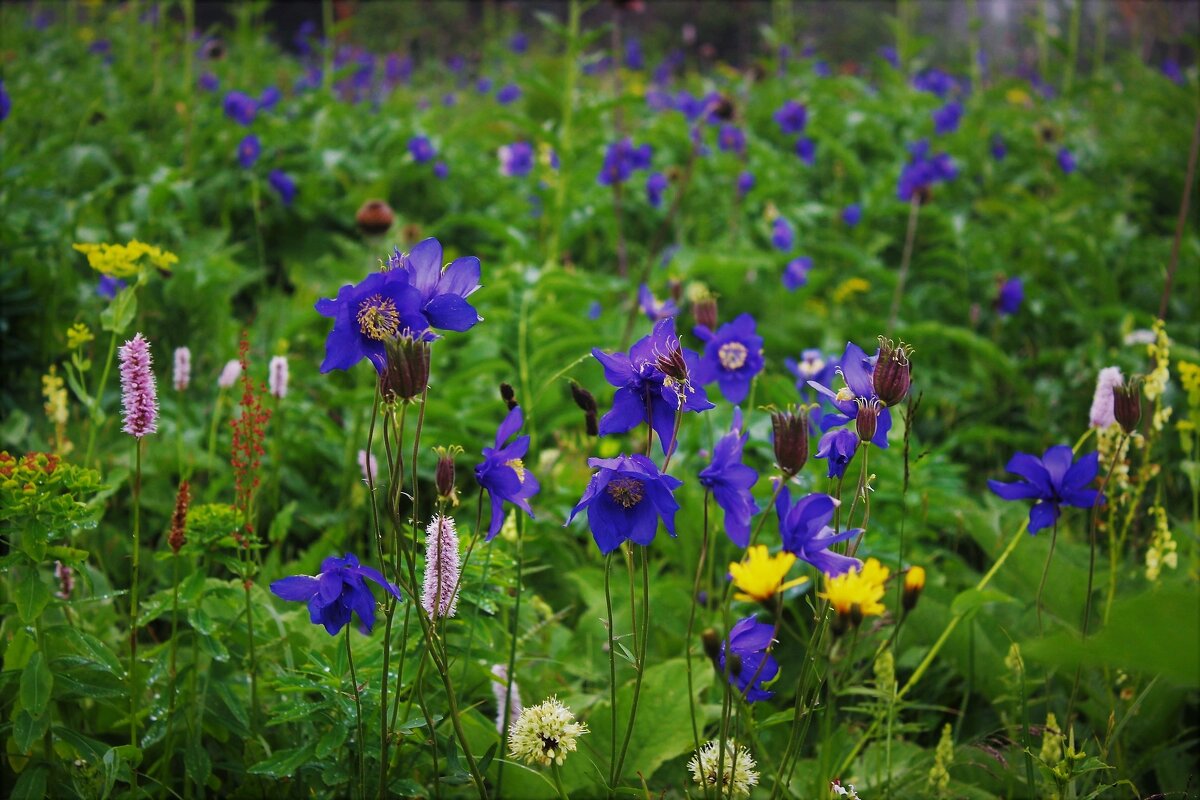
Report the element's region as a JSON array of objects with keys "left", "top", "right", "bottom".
[
  {"left": 728, "top": 545, "right": 808, "bottom": 603},
  {"left": 507, "top": 696, "right": 588, "bottom": 768},
  {"left": 820, "top": 557, "right": 890, "bottom": 620},
  {"left": 687, "top": 740, "right": 759, "bottom": 798}
]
